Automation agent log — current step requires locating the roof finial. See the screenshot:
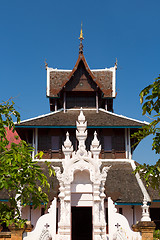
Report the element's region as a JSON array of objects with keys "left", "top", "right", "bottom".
[
  {"left": 115, "top": 58, "right": 118, "bottom": 69},
  {"left": 79, "top": 22, "right": 84, "bottom": 54},
  {"left": 44, "top": 59, "right": 48, "bottom": 70},
  {"left": 79, "top": 22, "right": 84, "bottom": 40}
]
